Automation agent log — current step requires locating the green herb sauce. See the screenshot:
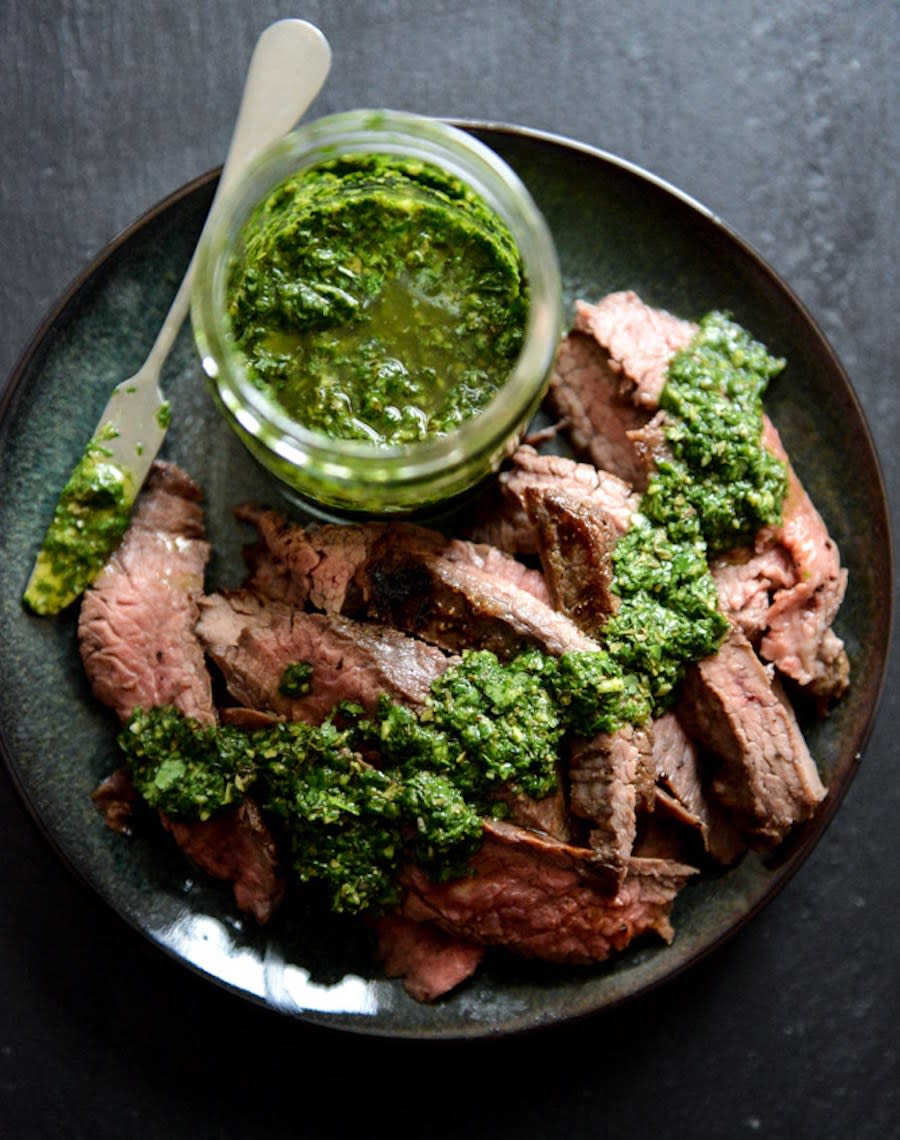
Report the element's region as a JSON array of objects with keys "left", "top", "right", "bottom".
[
  {"left": 23, "top": 424, "right": 136, "bottom": 616},
  {"left": 227, "top": 154, "right": 528, "bottom": 445},
  {"left": 597, "top": 311, "right": 786, "bottom": 706},
  {"left": 123, "top": 707, "right": 257, "bottom": 821},
  {"left": 644, "top": 311, "right": 788, "bottom": 555},
  {"left": 278, "top": 660, "right": 314, "bottom": 698},
  {"left": 117, "top": 311, "right": 789, "bottom": 914},
  {"left": 155, "top": 401, "right": 172, "bottom": 430},
  {"left": 602, "top": 517, "right": 729, "bottom": 706},
  {"left": 120, "top": 707, "right": 483, "bottom": 914},
  {"left": 367, "top": 648, "right": 564, "bottom": 804}
]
